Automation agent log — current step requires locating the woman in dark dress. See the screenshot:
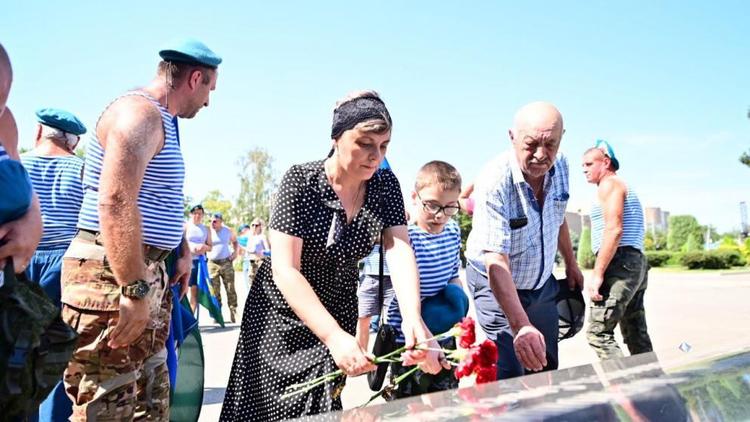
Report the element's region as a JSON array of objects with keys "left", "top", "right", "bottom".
[{"left": 220, "top": 91, "right": 445, "bottom": 420}]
